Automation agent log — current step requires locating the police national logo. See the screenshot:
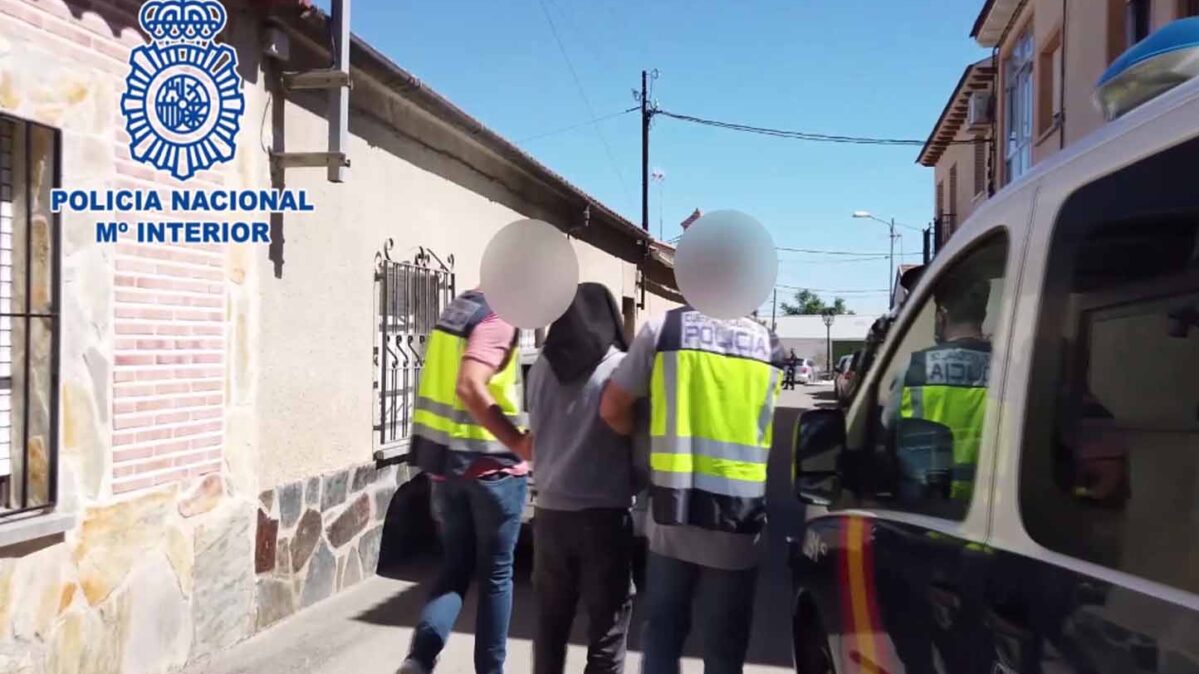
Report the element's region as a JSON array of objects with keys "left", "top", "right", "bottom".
[{"left": 121, "top": 0, "right": 245, "bottom": 181}]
